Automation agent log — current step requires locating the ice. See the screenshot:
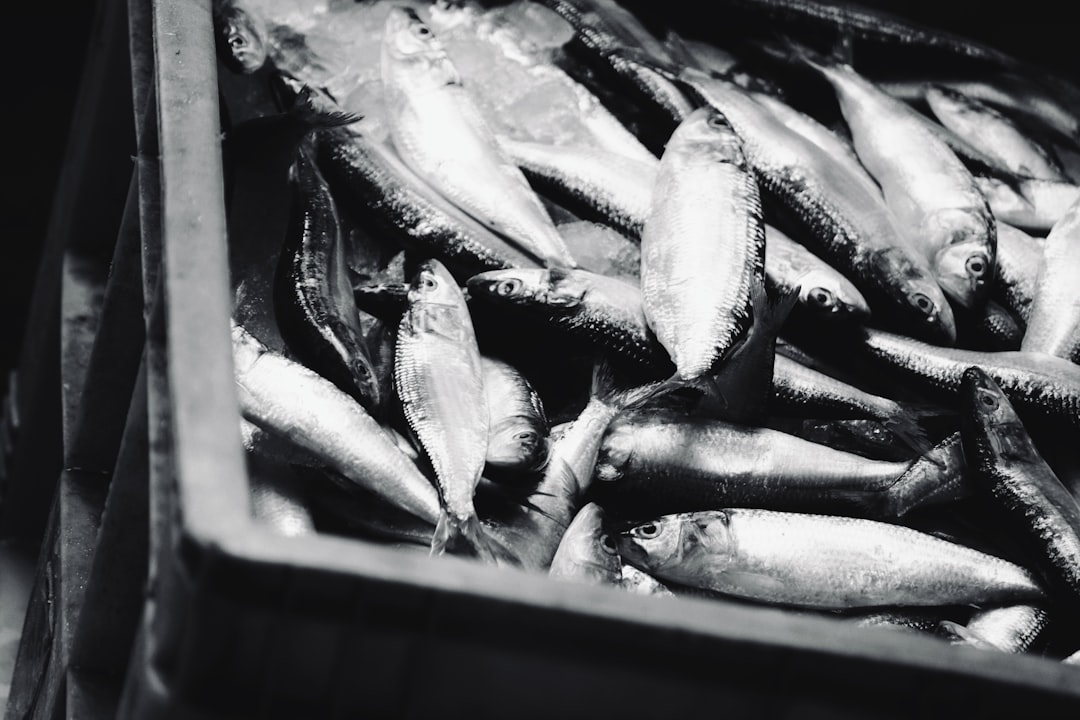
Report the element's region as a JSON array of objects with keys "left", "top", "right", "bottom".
[{"left": 558, "top": 221, "right": 641, "bottom": 282}]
